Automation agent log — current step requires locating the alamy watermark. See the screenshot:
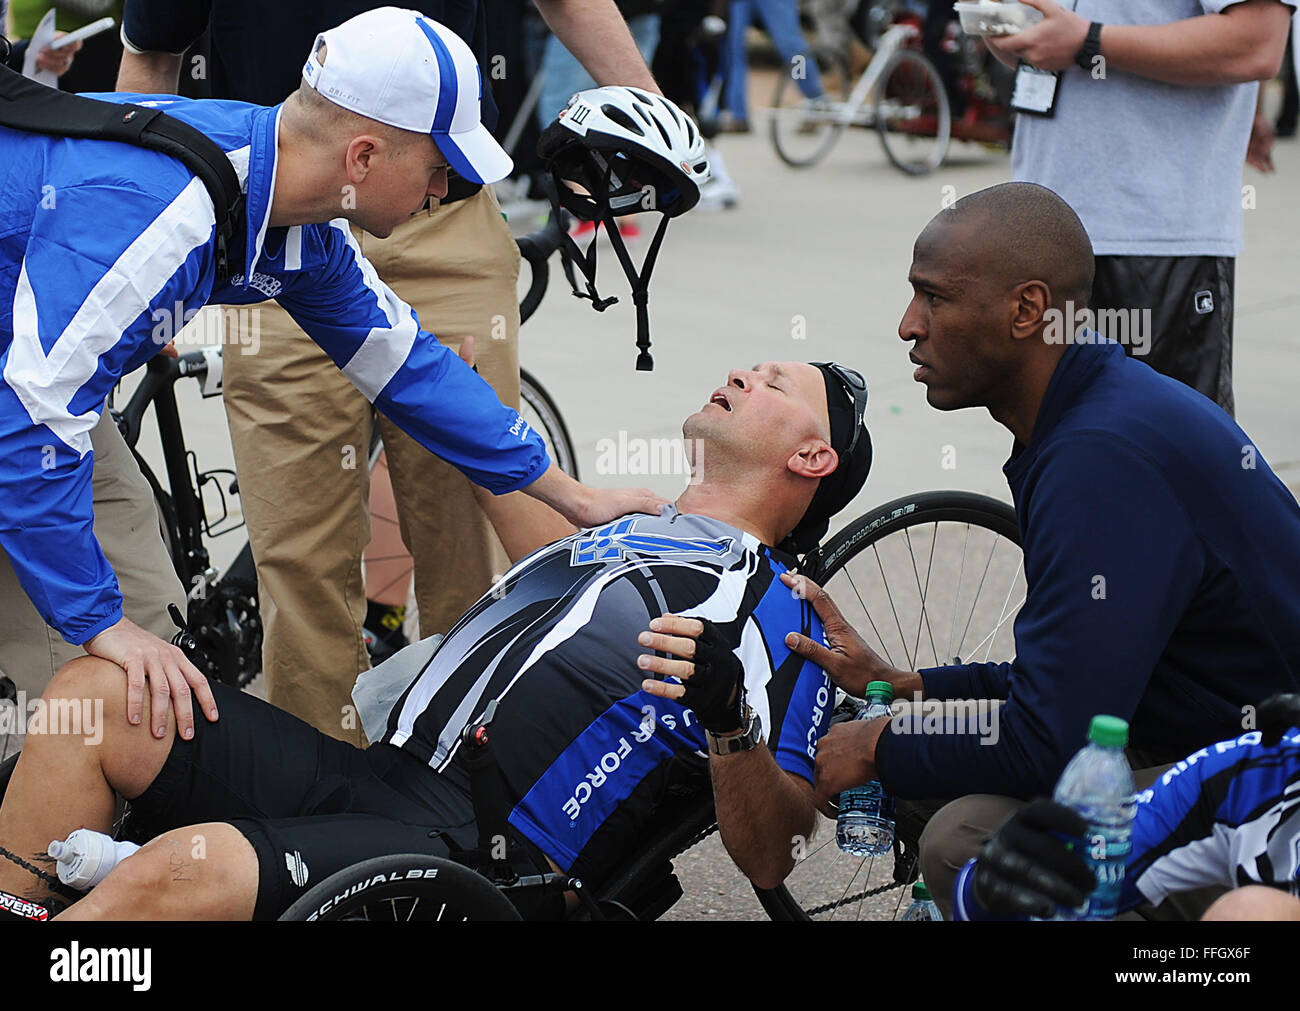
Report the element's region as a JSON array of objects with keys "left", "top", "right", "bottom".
[
  {"left": 887, "top": 692, "right": 1000, "bottom": 746},
  {"left": 0, "top": 690, "right": 102, "bottom": 745},
  {"left": 1042, "top": 301, "right": 1152, "bottom": 357},
  {"left": 151, "top": 302, "right": 261, "bottom": 356},
  {"left": 594, "top": 431, "right": 703, "bottom": 484}
]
